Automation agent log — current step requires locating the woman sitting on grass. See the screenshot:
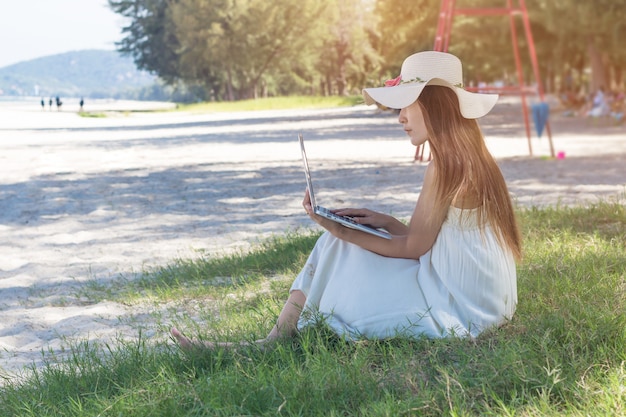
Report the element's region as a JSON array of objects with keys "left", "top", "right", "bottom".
[{"left": 172, "top": 51, "right": 522, "bottom": 348}]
